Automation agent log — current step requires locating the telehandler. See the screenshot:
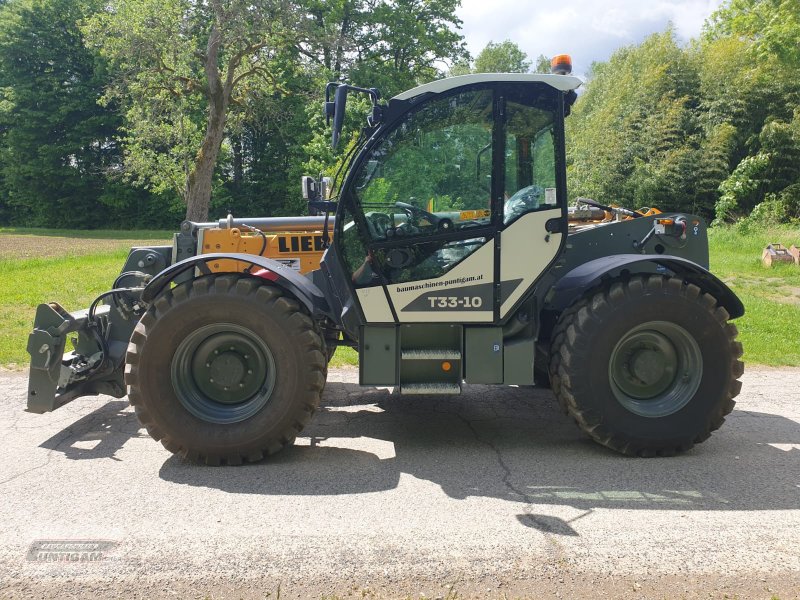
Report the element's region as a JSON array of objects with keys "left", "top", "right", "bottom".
[{"left": 27, "top": 56, "right": 744, "bottom": 463}]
